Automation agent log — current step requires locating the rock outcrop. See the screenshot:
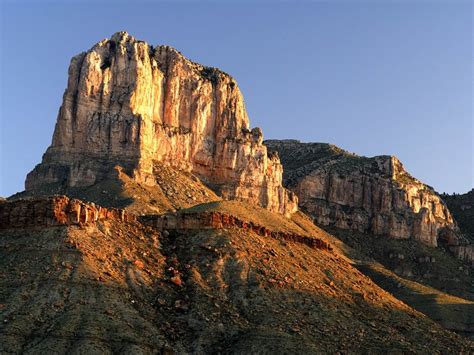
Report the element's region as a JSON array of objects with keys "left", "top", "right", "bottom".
[
  {"left": 26, "top": 32, "right": 297, "bottom": 215},
  {"left": 0, "top": 196, "right": 134, "bottom": 228},
  {"left": 139, "top": 211, "right": 333, "bottom": 251},
  {"left": 265, "top": 140, "right": 456, "bottom": 247},
  {"left": 2, "top": 202, "right": 470, "bottom": 353}
]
